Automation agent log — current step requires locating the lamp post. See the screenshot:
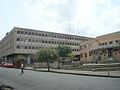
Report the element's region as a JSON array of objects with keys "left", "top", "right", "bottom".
[
  {"left": 107, "top": 48, "right": 112, "bottom": 76},
  {"left": 107, "top": 56, "right": 110, "bottom": 76}
]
